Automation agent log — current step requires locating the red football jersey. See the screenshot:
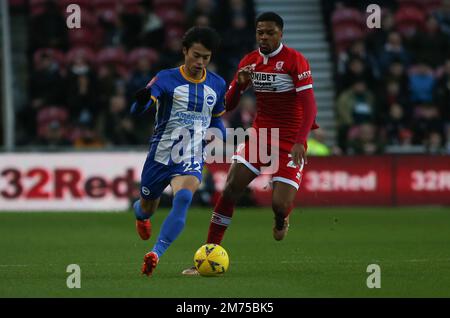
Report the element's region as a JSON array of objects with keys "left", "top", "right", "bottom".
[{"left": 227, "top": 43, "right": 316, "bottom": 147}]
